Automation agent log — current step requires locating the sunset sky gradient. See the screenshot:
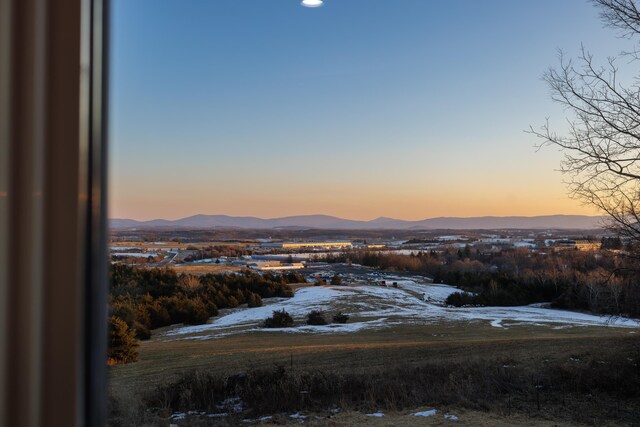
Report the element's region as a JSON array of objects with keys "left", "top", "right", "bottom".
[{"left": 109, "top": 0, "right": 625, "bottom": 221}]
